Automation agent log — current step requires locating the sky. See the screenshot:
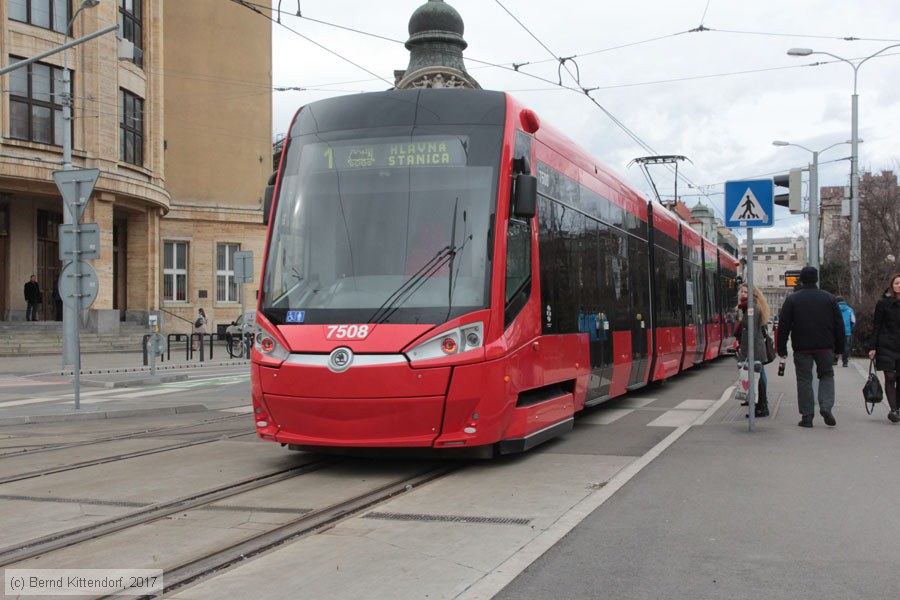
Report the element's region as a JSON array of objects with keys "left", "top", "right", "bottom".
[{"left": 262, "top": 0, "right": 900, "bottom": 239}]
